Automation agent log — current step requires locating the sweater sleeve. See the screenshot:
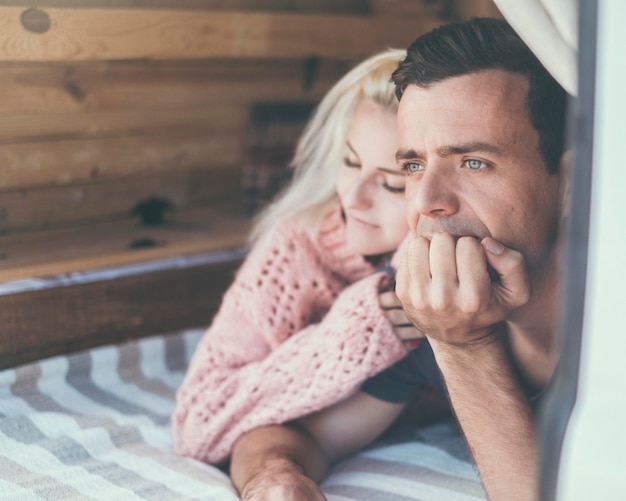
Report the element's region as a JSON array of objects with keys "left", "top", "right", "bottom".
[{"left": 172, "top": 224, "right": 407, "bottom": 464}]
